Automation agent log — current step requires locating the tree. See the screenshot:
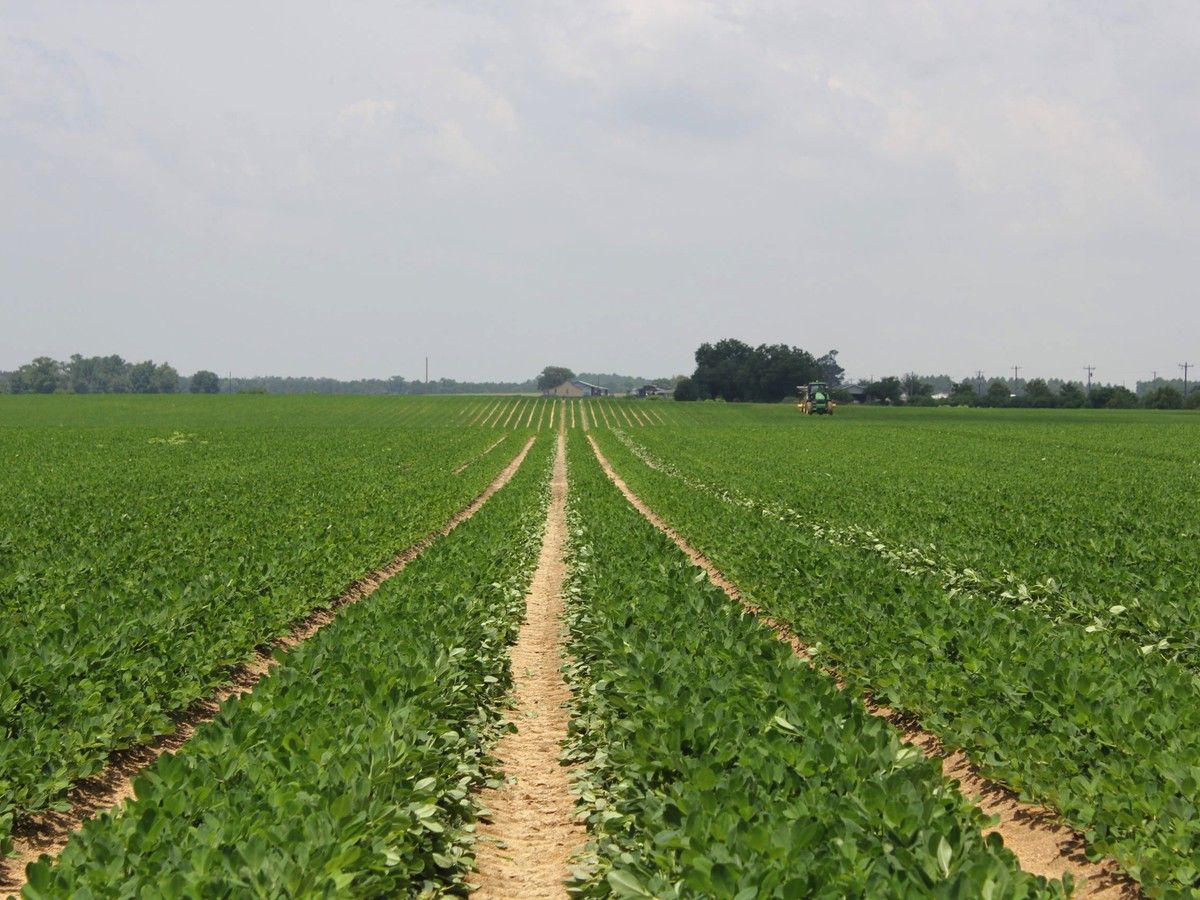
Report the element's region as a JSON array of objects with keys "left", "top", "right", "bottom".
[
  {"left": 191, "top": 370, "right": 221, "bottom": 394},
  {"left": 1186, "top": 390, "right": 1200, "bottom": 410},
  {"left": 129, "top": 360, "right": 159, "bottom": 393},
  {"left": 153, "top": 363, "right": 179, "bottom": 393},
  {"left": 10, "top": 357, "right": 62, "bottom": 394},
  {"left": 693, "top": 339, "right": 753, "bottom": 401},
  {"left": 983, "top": 379, "right": 1011, "bottom": 407},
  {"left": 1101, "top": 385, "right": 1138, "bottom": 409},
  {"left": 745, "top": 343, "right": 819, "bottom": 402},
  {"left": 1143, "top": 385, "right": 1182, "bottom": 410},
  {"left": 537, "top": 366, "right": 575, "bottom": 391},
  {"left": 692, "top": 339, "right": 820, "bottom": 402},
  {"left": 867, "top": 376, "right": 902, "bottom": 404},
  {"left": 902, "top": 373, "right": 933, "bottom": 402},
  {"left": 948, "top": 380, "right": 977, "bottom": 406},
  {"left": 1024, "top": 378, "right": 1055, "bottom": 408},
  {"left": 673, "top": 376, "right": 699, "bottom": 401},
  {"left": 1058, "top": 382, "right": 1086, "bottom": 408},
  {"left": 816, "top": 350, "right": 845, "bottom": 387}
]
